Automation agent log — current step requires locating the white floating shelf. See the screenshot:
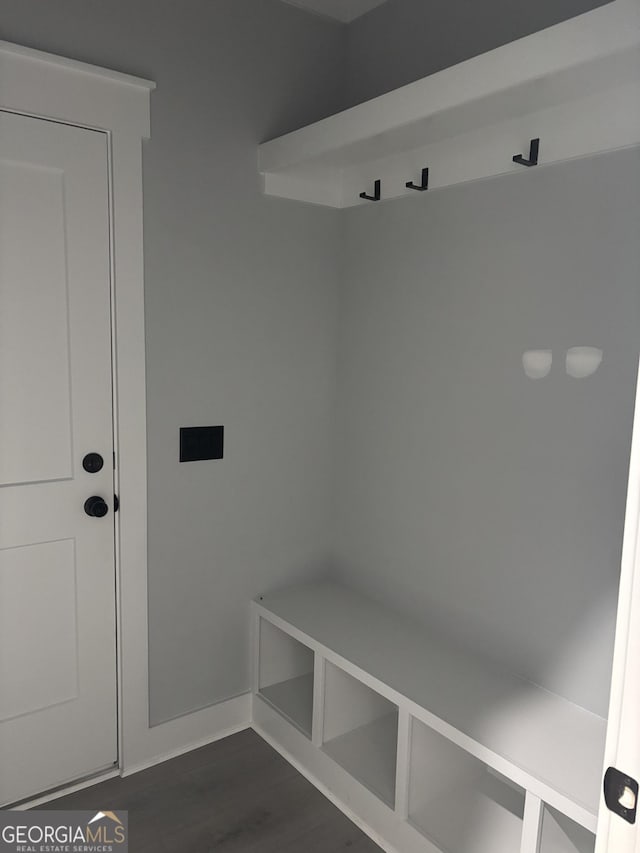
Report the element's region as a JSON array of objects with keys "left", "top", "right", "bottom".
[
  {"left": 254, "top": 581, "right": 606, "bottom": 832},
  {"left": 259, "top": 0, "right": 640, "bottom": 207}
]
